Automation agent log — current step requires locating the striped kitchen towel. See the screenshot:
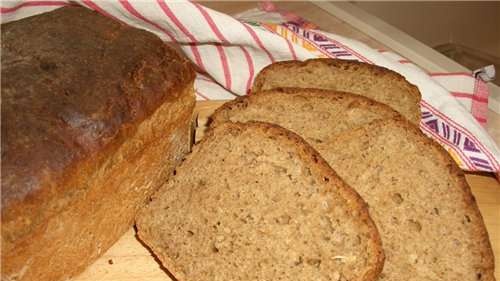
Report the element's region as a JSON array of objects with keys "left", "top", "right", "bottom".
[{"left": 1, "top": 0, "right": 499, "bottom": 175}]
